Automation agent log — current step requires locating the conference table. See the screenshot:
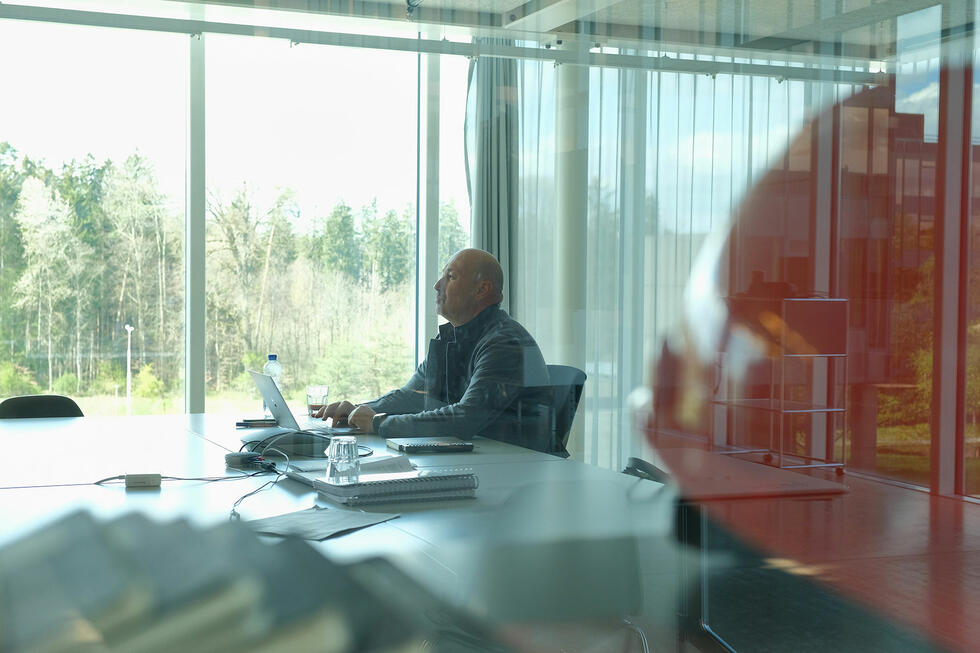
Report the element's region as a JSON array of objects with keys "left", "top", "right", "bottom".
[
  {"left": 0, "top": 414, "right": 955, "bottom": 652},
  {"left": 0, "top": 413, "right": 689, "bottom": 650}
]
